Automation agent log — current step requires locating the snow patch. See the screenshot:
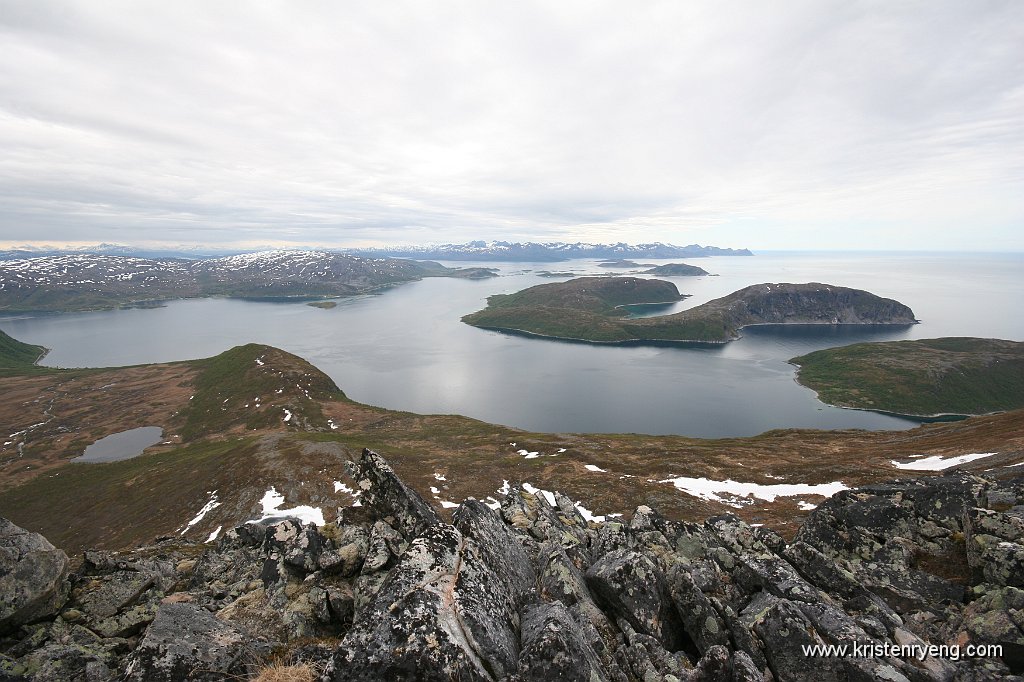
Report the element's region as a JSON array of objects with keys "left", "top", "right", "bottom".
[
  {"left": 206, "top": 526, "right": 222, "bottom": 543},
  {"left": 181, "top": 491, "right": 221, "bottom": 535},
  {"left": 517, "top": 449, "right": 540, "bottom": 459},
  {"left": 659, "top": 476, "right": 848, "bottom": 509},
  {"left": 891, "top": 452, "right": 996, "bottom": 471},
  {"left": 521, "top": 482, "right": 556, "bottom": 506},
  {"left": 433, "top": 473, "right": 447, "bottom": 481},
  {"left": 283, "top": 409, "right": 292, "bottom": 423},
  {"left": 584, "top": 464, "right": 607, "bottom": 473},
  {"left": 574, "top": 501, "right": 605, "bottom": 523},
  {"left": 250, "top": 486, "right": 325, "bottom": 526}
]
